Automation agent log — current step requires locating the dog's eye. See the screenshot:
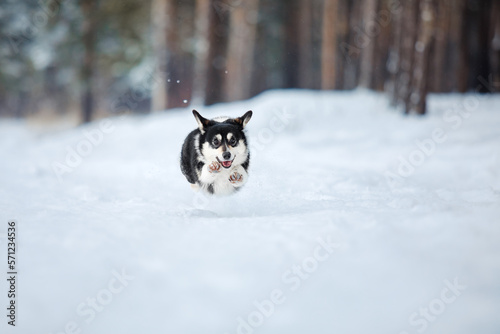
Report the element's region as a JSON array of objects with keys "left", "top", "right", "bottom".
[
  {"left": 212, "top": 138, "right": 220, "bottom": 146},
  {"left": 229, "top": 137, "right": 237, "bottom": 146}
]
